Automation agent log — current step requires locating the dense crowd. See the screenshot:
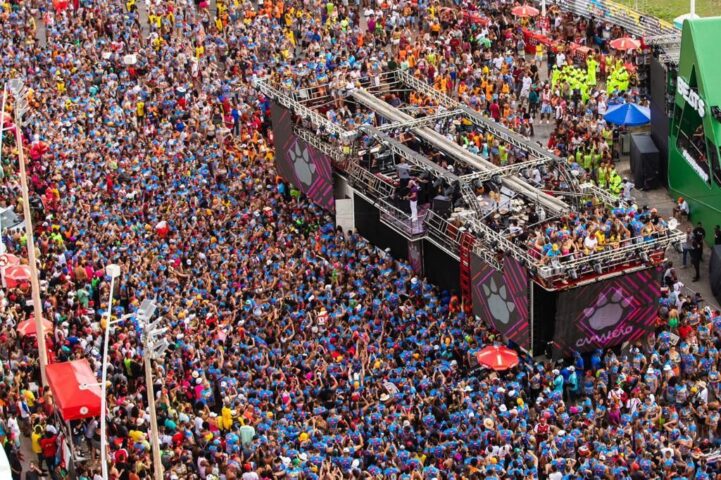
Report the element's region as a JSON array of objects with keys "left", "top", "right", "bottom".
[{"left": 1, "top": 0, "right": 720, "bottom": 479}]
